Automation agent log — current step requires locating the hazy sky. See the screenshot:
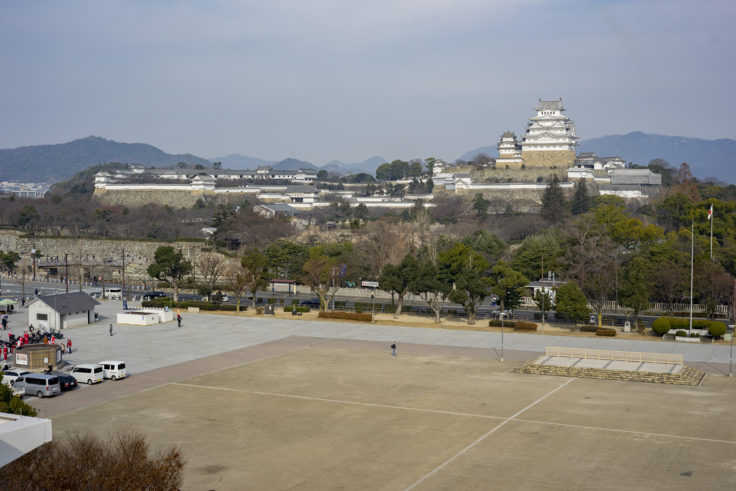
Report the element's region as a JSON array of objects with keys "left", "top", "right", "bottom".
[{"left": 1, "top": 0, "right": 734, "bottom": 164}]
